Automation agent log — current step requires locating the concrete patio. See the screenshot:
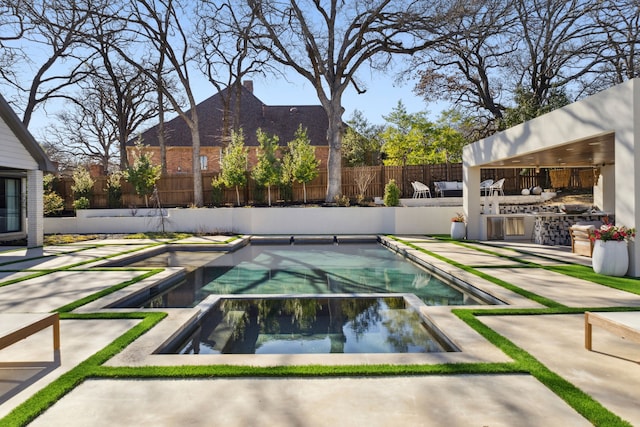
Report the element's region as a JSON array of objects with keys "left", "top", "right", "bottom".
[{"left": 1, "top": 236, "right": 639, "bottom": 426}]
